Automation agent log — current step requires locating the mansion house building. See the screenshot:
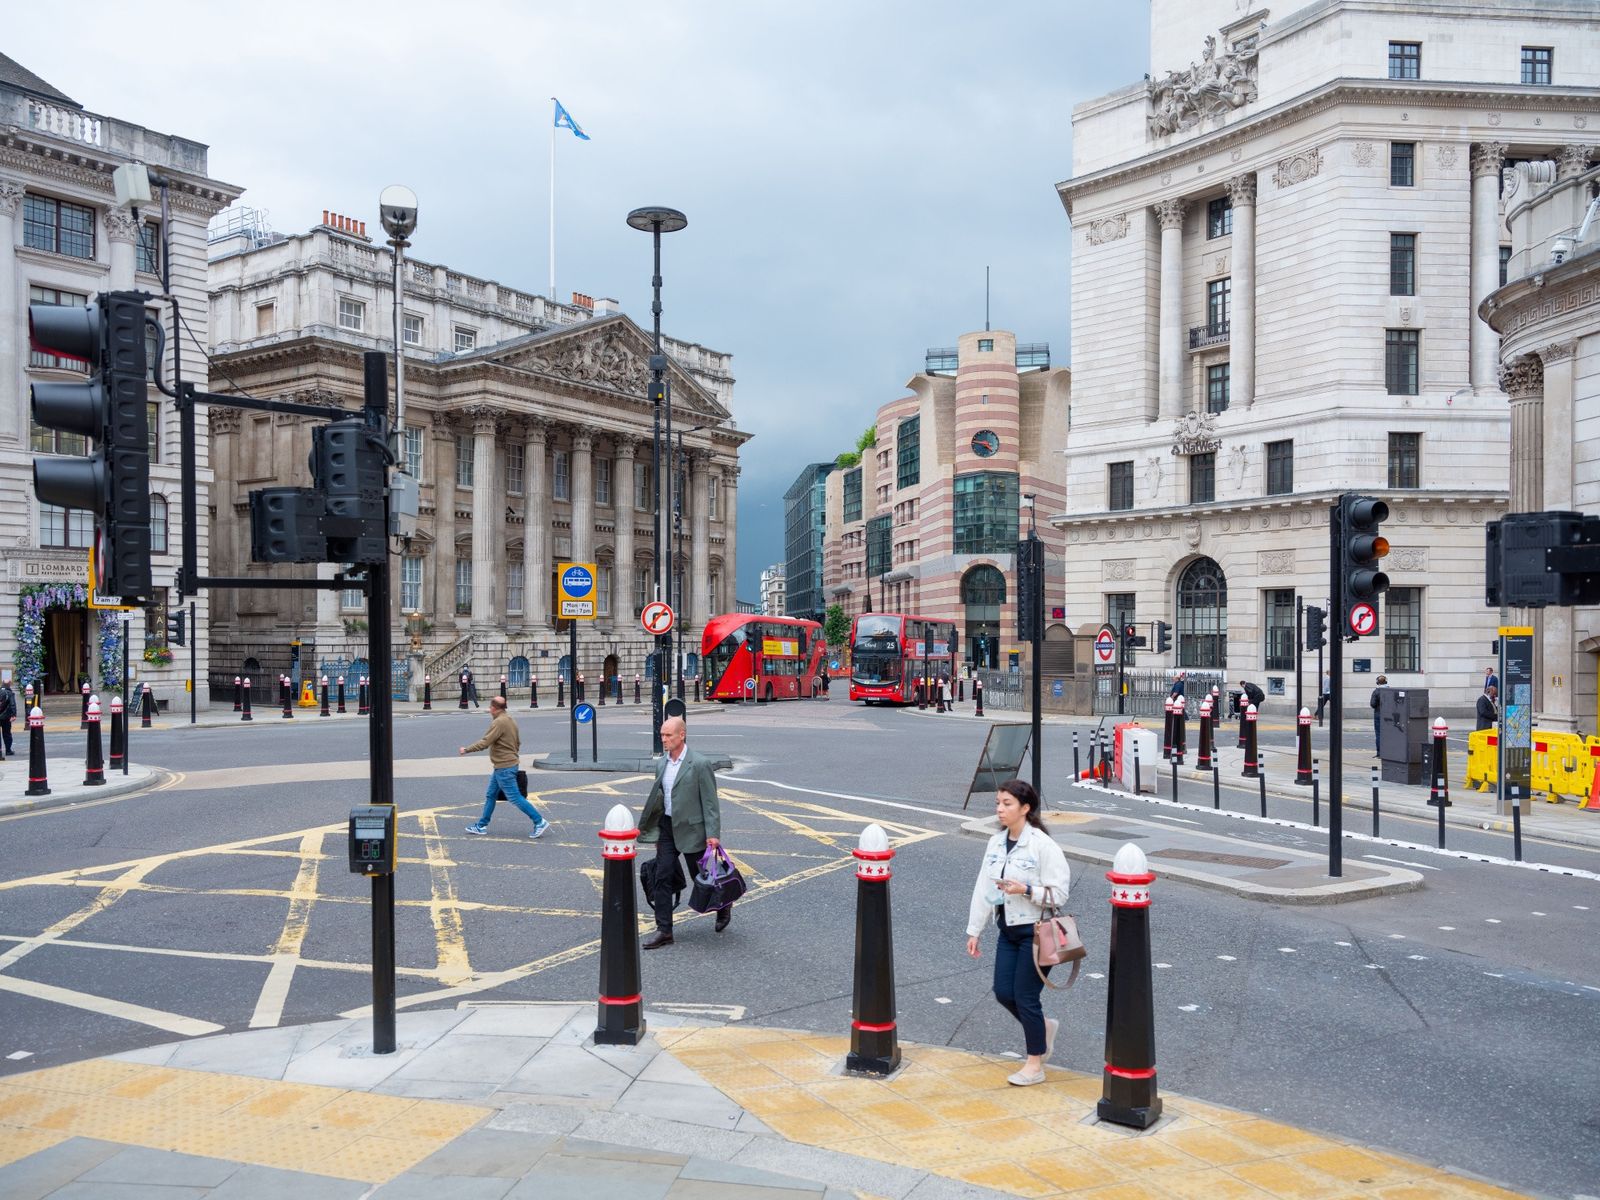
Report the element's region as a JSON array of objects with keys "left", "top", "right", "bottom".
[
  {"left": 205, "top": 209, "right": 746, "bottom": 693},
  {"left": 1051, "top": 0, "right": 1597, "bottom": 714}
]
